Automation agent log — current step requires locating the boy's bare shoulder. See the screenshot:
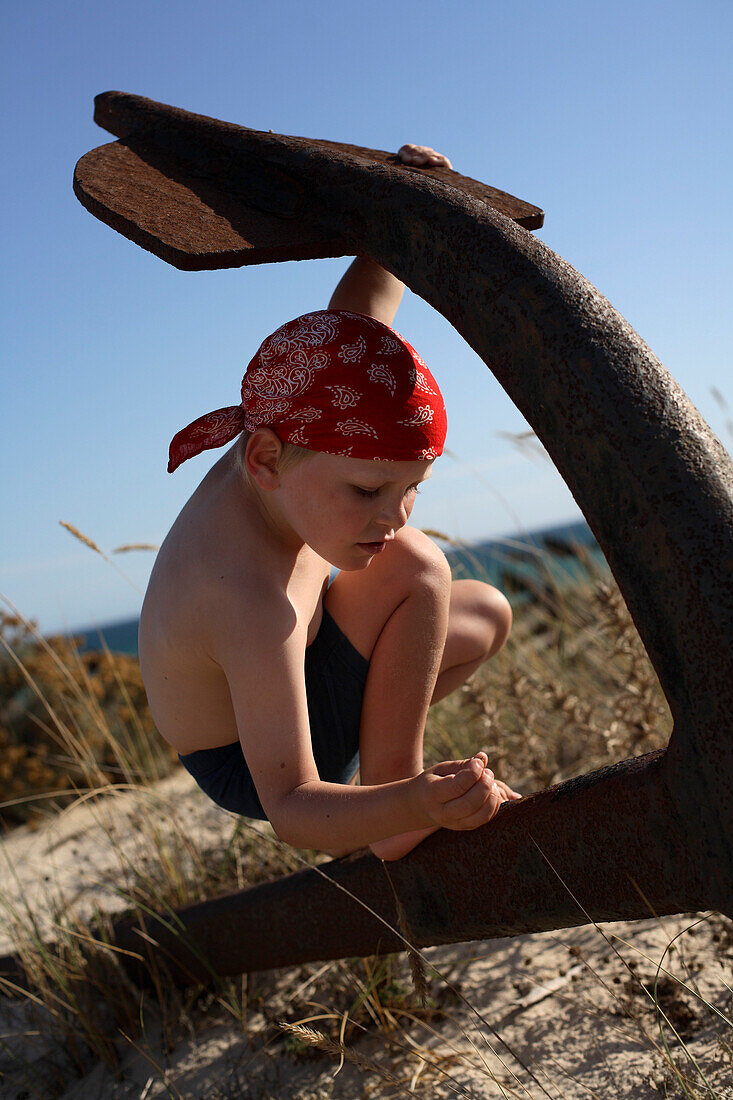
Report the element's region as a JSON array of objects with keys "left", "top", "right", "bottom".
[
  {"left": 144, "top": 508, "right": 277, "bottom": 658},
  {"left": 185, "top": 536, "right": 325, "bottom": 668},
  {"left": 206, "top": 567, "right": 298, "bottom": 660},
  {"left": 142, "top": 449, "right": 329, "bottom": 669}
]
